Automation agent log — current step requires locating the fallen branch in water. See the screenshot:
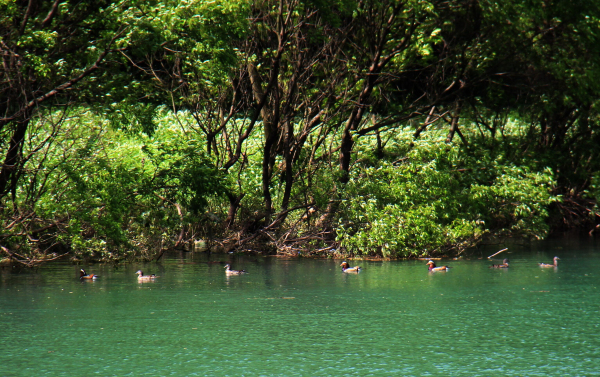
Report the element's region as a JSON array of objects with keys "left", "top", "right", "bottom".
[{"left": 488, "top": 248, "right": 508, "bottom": 259}]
